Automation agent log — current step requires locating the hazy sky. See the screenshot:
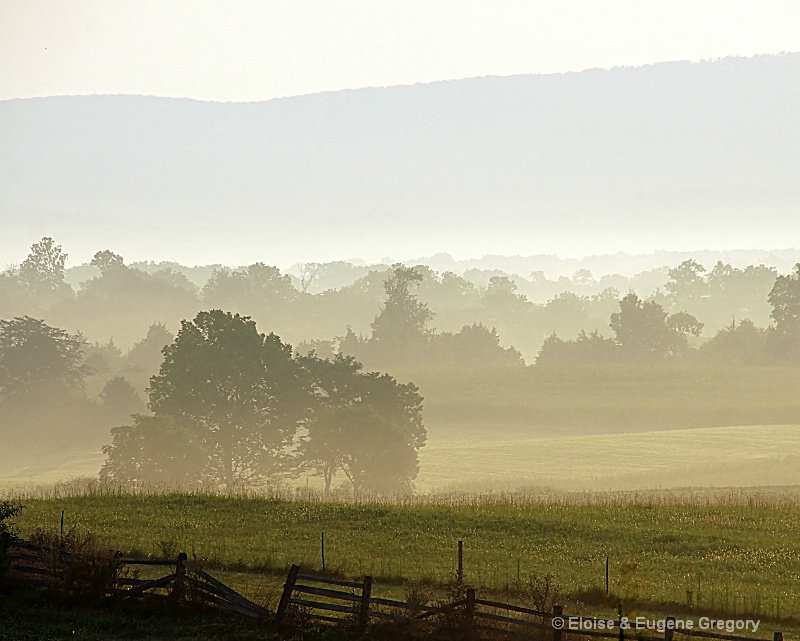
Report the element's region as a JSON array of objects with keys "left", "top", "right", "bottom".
[{"left": 3, "top": 0, "right": 800, "bottom": 102}]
